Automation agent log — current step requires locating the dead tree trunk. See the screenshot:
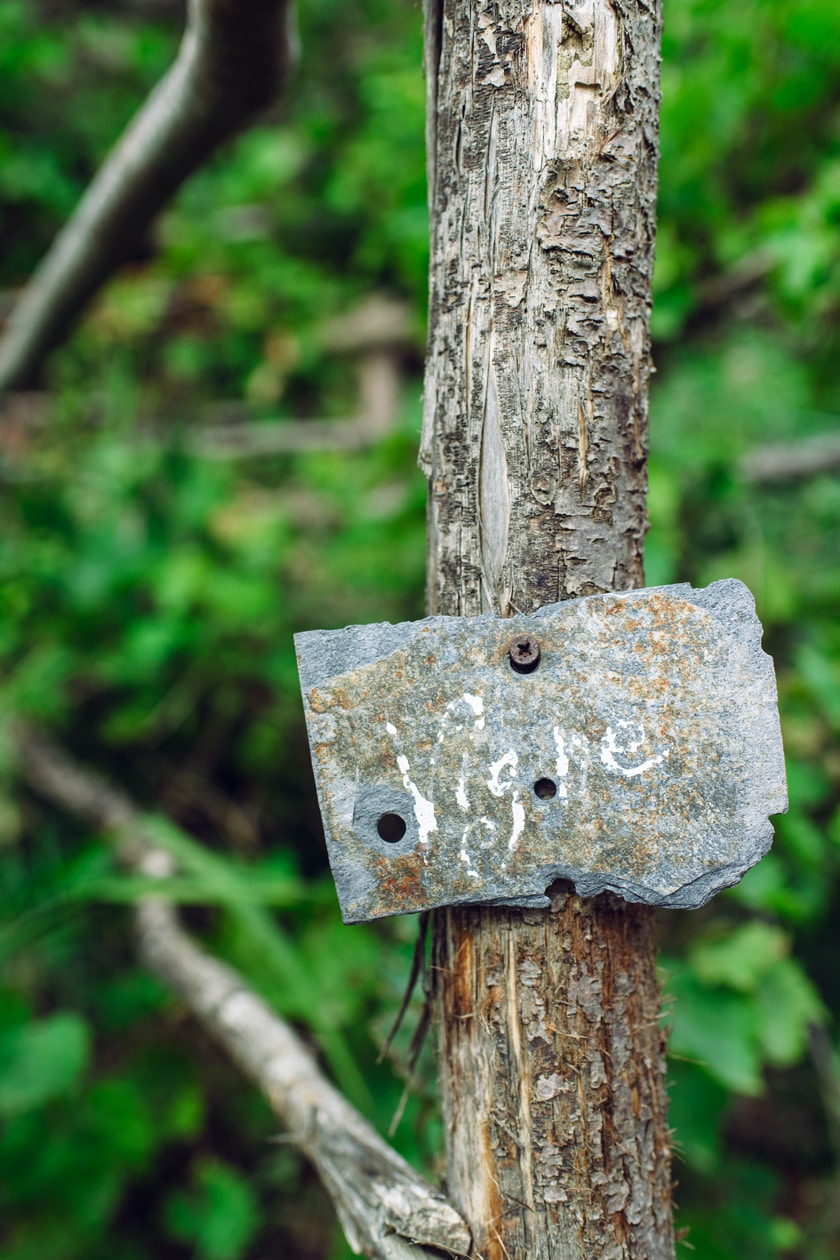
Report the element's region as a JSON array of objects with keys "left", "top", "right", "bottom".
[{"left": 421, "top": 0, "right": 674, "bottom": 1255}]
